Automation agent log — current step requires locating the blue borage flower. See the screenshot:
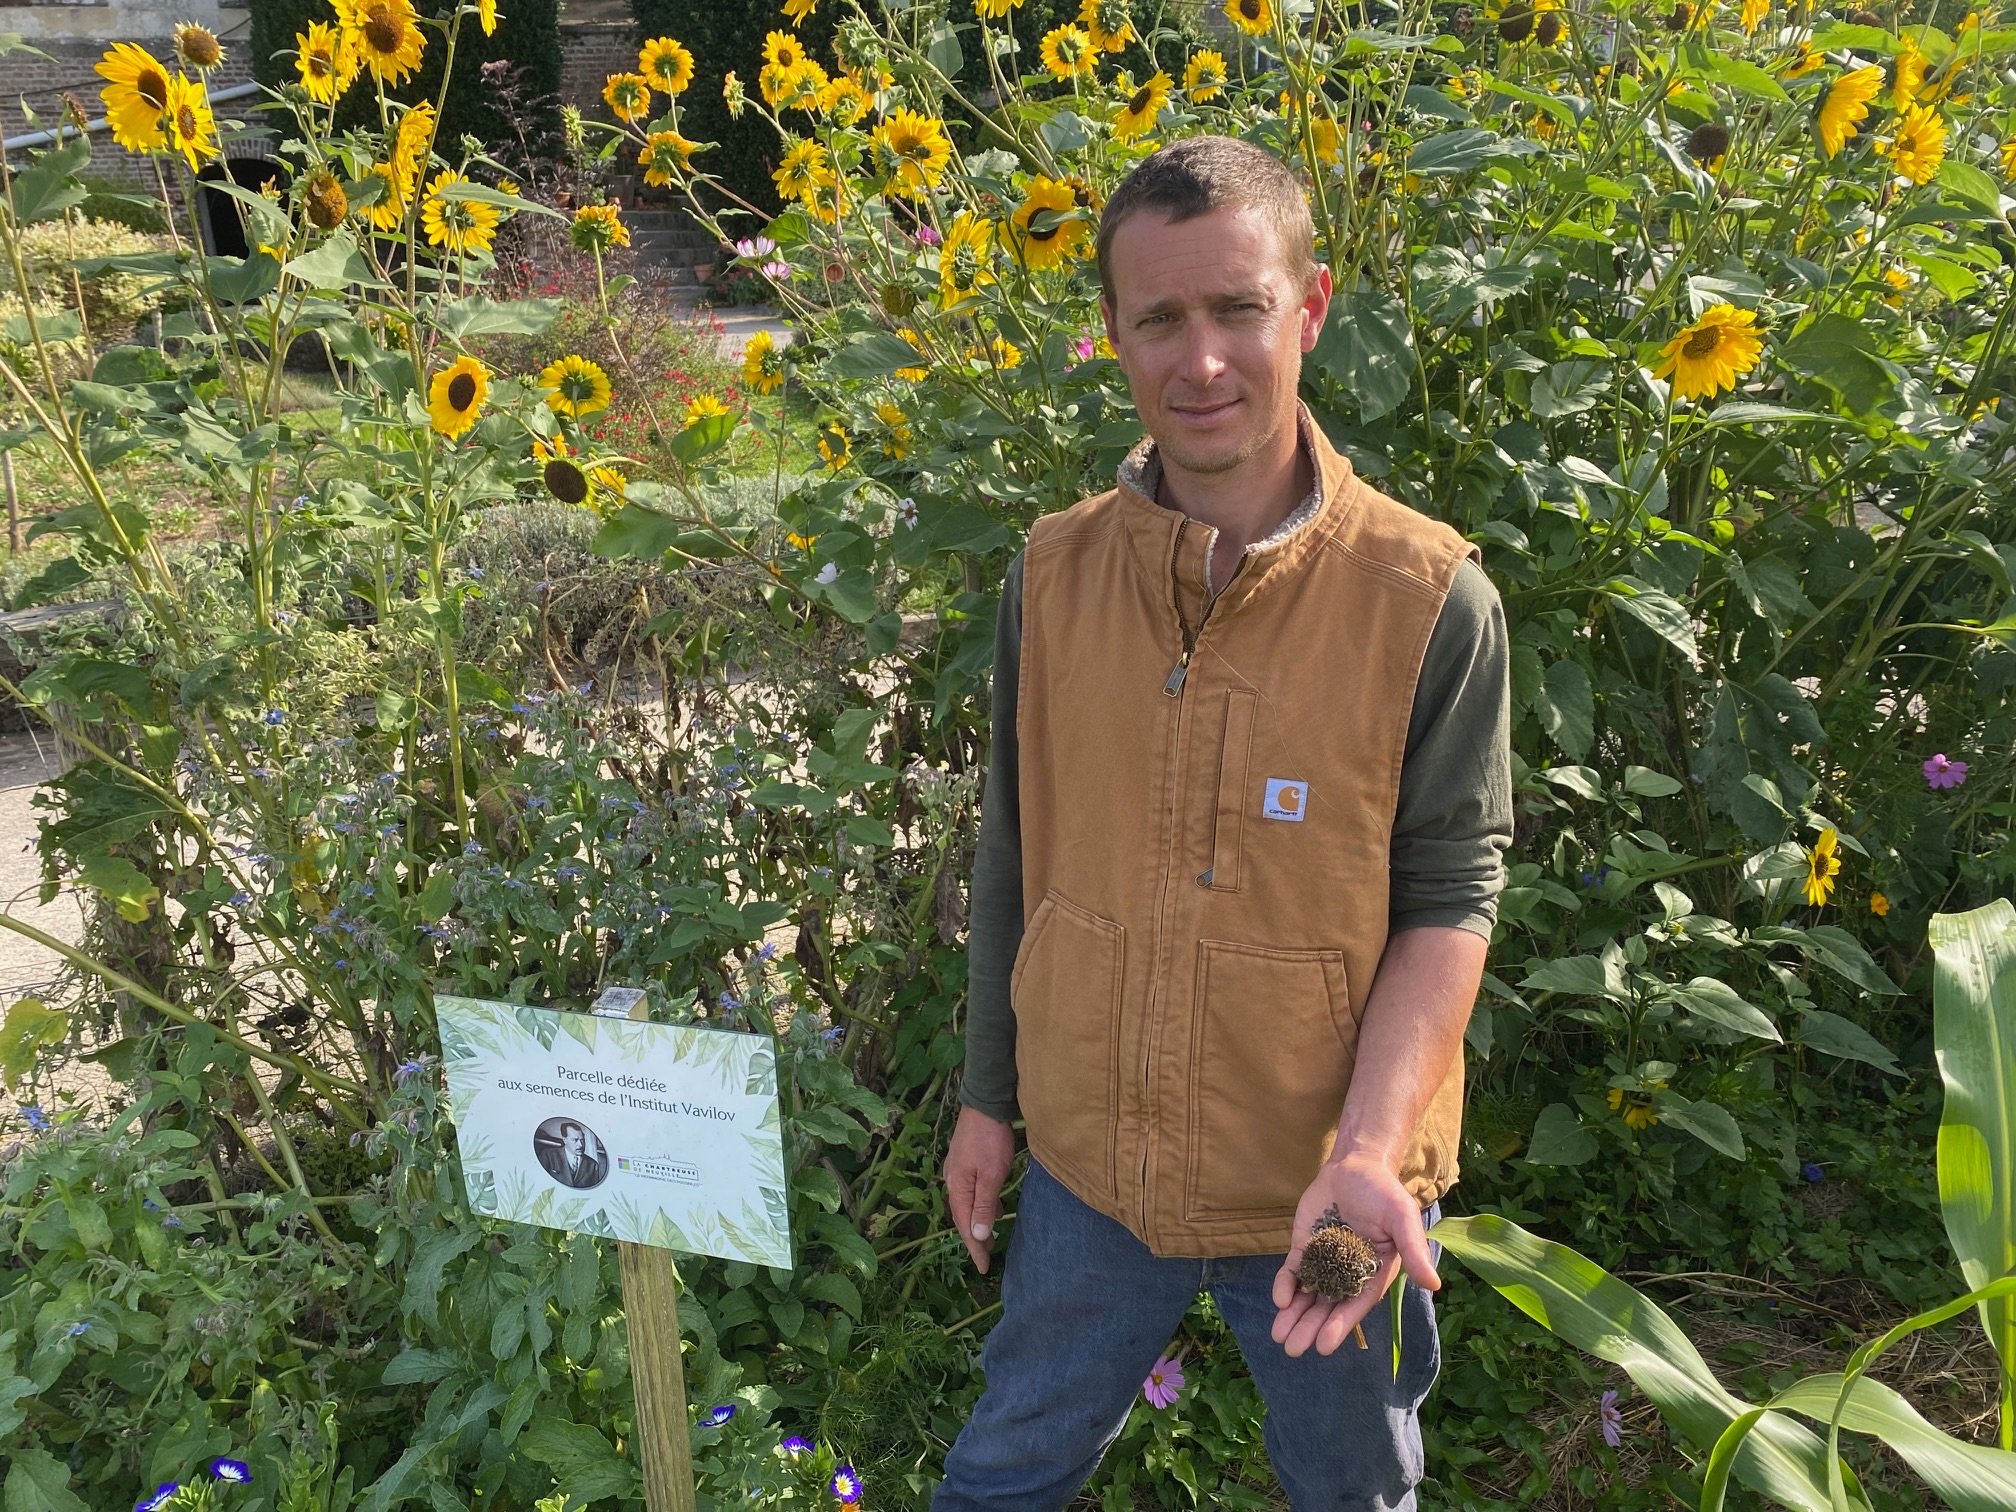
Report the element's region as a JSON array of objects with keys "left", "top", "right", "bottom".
[
  {"left": 264, "top": 708, "right": 285, "bottom": 725},
  {"left": 704, "top": 1402, "right": 736, "bottom": 1426},
  {"left": 831, "top": 1465, "right": 863, "bottom": 1504},
  {"left": 135, "top": 1483, "right": 180, "bottom": 1512},
  {"left": 22, "top": 1105, "right": 50, "bottom": 1132},
  {"left": 782, "top": 1434, "right": 812, "bottom": 1457},
  {"left": 210, "top": 1457, "right": 252, "bottom": 1483}
]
